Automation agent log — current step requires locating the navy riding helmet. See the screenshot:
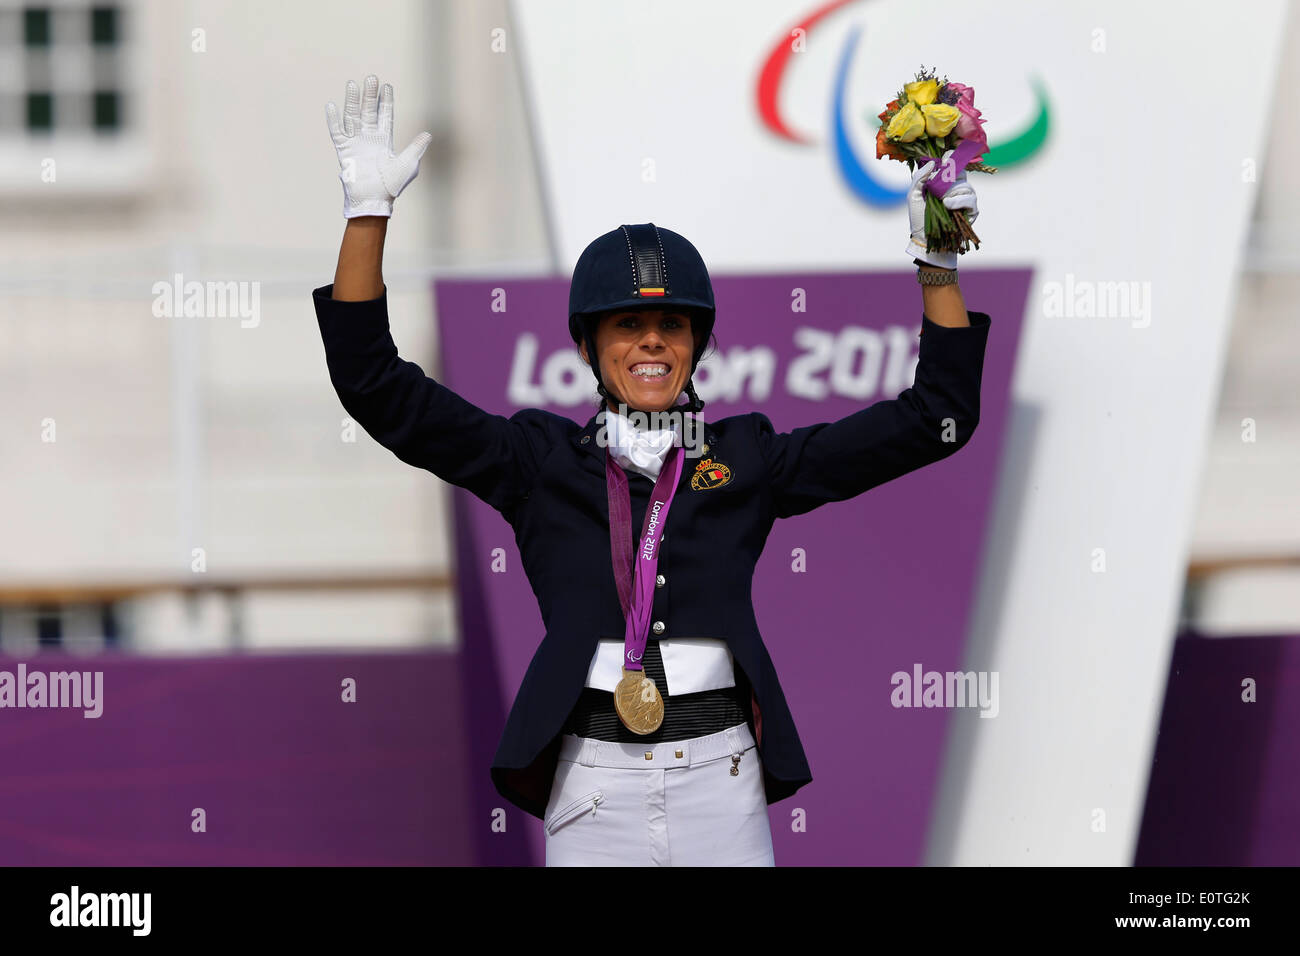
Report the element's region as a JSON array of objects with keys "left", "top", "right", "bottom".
[{"left": 567, "top": 223, "right": 716, "bottom": 413}]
